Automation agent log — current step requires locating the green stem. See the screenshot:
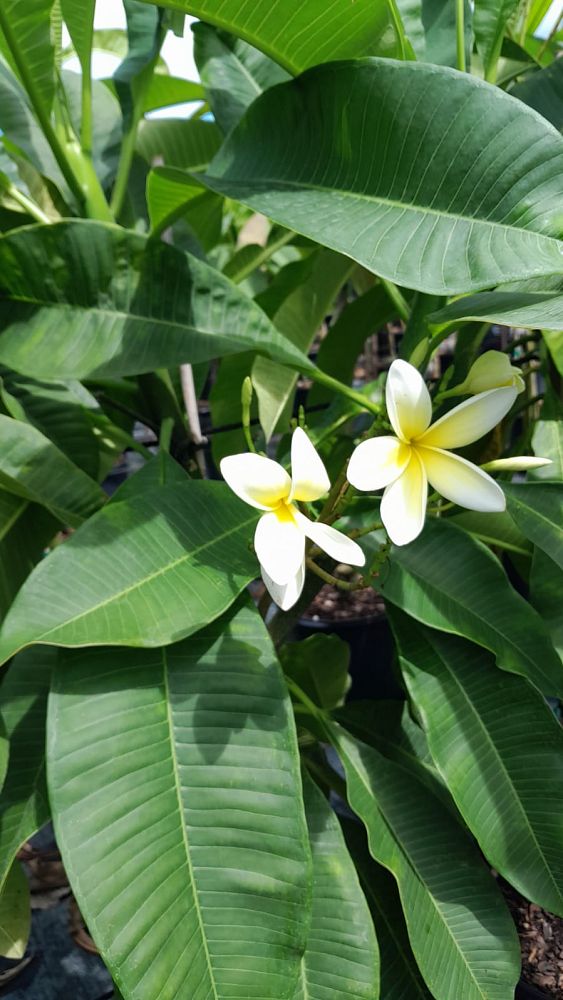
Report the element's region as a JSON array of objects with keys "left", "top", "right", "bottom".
[
  {"left": 348, "top": 520, "right": 384, "bottom": 539},
  {"left": 380, "top": 278, "right": 410, "bottom": 322},
  {"left": 306, "top": 557, "right": 365, "bottom": 591},
  {"left": 0, "top": 8, "right": 84, "bottom": 207},
  {"left": 2, "top": 182, "right": 51, "bottom": 225},
  {"left": 284, "top": 676, "right": 326, "bottom": 720},
  {"left": 159, "top": 416, "right": 174, "bottom": 454},
  {"left": 81, "top": 53, "right": 93, "bottom": 156},
  {"left": 536, "top": 12, "right": 563, "bottom": 59},
  {"left": 111, "top": 45, "right": 162, "bottom": 219},
  {"left": 312, "top": 369, "right": 381, "bottom": 416},
  {"left": 456, "top": 0, "right": 467, "bottom": 72},
  {"left": 229, "top": 230, "right": 294, "bottom": 285}
]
